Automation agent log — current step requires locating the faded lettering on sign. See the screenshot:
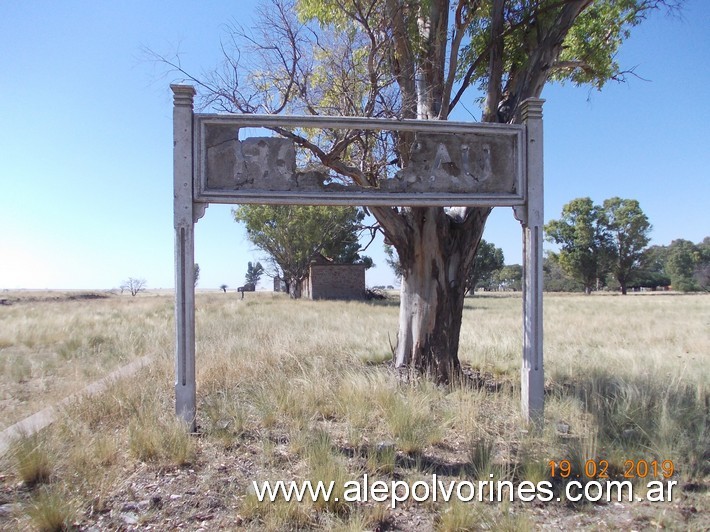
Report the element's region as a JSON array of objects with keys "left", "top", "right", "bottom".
[
  {"left": 203, "top": 126, "right": 517, "bottom": 195},
  {"left": 383, "top": 133, "right": 517, "bottom": 194}
]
